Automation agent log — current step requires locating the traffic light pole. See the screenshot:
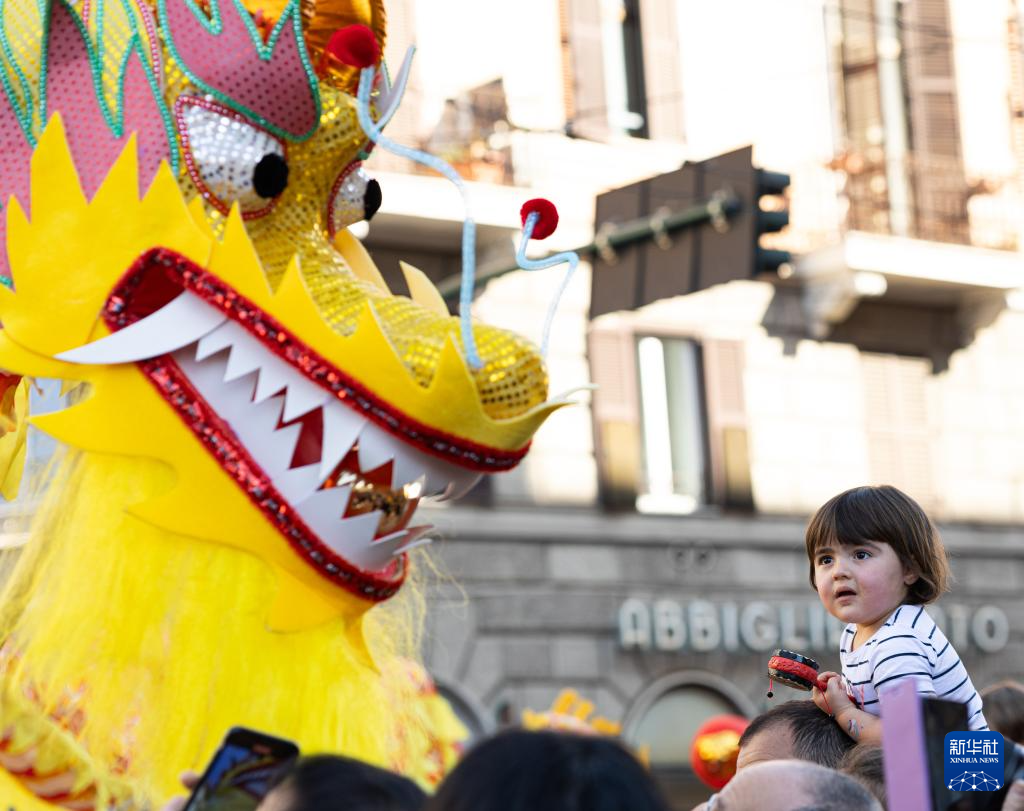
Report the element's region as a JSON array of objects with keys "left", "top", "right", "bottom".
[{"left": 436, "top": 190, "right": 741, "bottom": 303}]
